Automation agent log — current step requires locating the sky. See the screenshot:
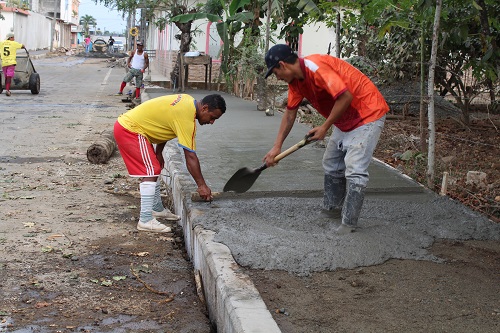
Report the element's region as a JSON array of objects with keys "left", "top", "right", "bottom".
[{"left": 79, "top": 0, "right": 127, "bottom": 34}]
